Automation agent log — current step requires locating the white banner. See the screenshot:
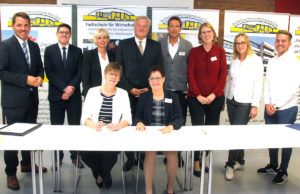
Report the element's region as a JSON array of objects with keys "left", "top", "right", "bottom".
[
  {"left": 222, "top": 10, "right": 290, "bottom": 125},
  {"left": 289, "top": 15, "right": 300, "bottom": 123},
  {"left": 77, "top": 6, "right": 147, "bottom": 51},
  {"left": 1, "top": 5, "right": 72, "bottom": 124},
  {"left": 151, "top": 8, "right": 219, "bottom": 46}
]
